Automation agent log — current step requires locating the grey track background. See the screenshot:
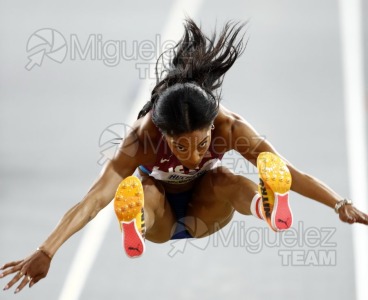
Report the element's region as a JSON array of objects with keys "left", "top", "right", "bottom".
[{"left": 0, "top": 1, "right": 367, "bottom": 300}]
